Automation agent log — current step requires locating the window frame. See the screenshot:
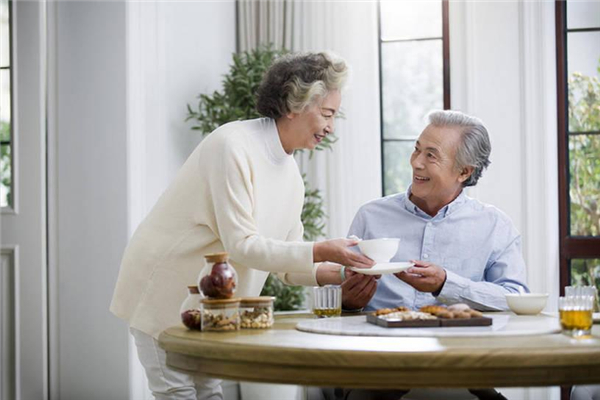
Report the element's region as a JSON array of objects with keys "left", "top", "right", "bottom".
[
  {"left": 555, "top": 1, "right": 600, "bottom": 293},
  {"left": 377, "top": 0, "right": 451, "bottom": 196}
]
